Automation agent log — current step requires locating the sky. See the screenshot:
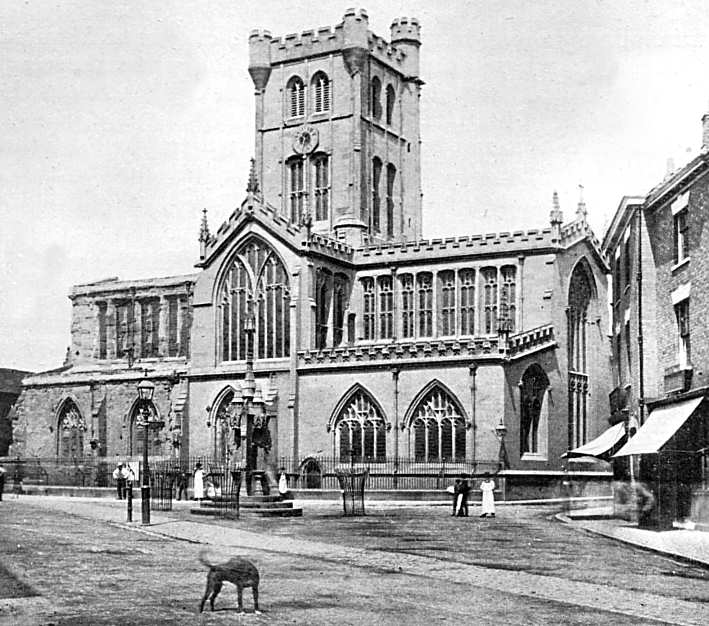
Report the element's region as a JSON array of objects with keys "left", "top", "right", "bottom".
[{"left": 3, "top": 0, "right": 709, "bottom": 372}]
